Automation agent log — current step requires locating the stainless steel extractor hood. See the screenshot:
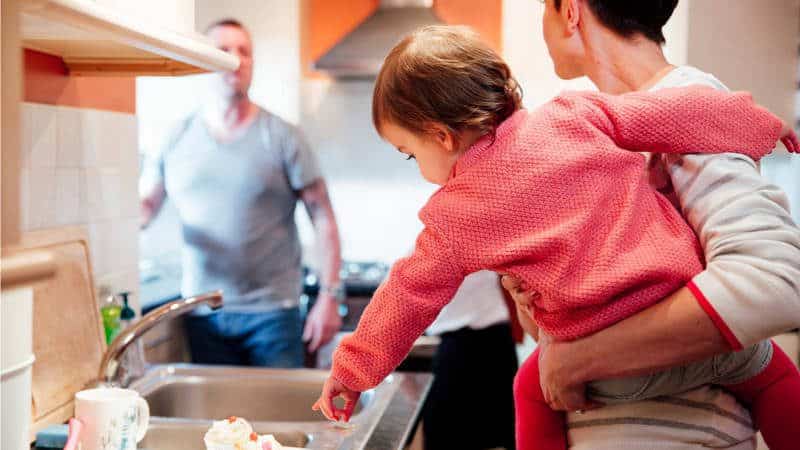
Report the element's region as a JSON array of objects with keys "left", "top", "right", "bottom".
[{"left": 313, "top": 0, "right": 443, "bottom": 78}]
